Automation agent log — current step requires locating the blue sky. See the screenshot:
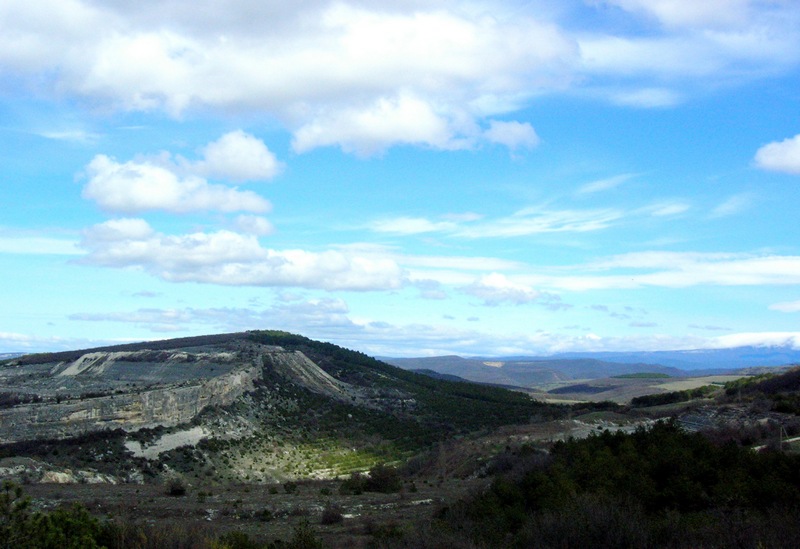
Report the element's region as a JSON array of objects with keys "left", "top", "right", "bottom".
[{"left": 2, "top": 0, "right": 800, "bottom": 357}]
